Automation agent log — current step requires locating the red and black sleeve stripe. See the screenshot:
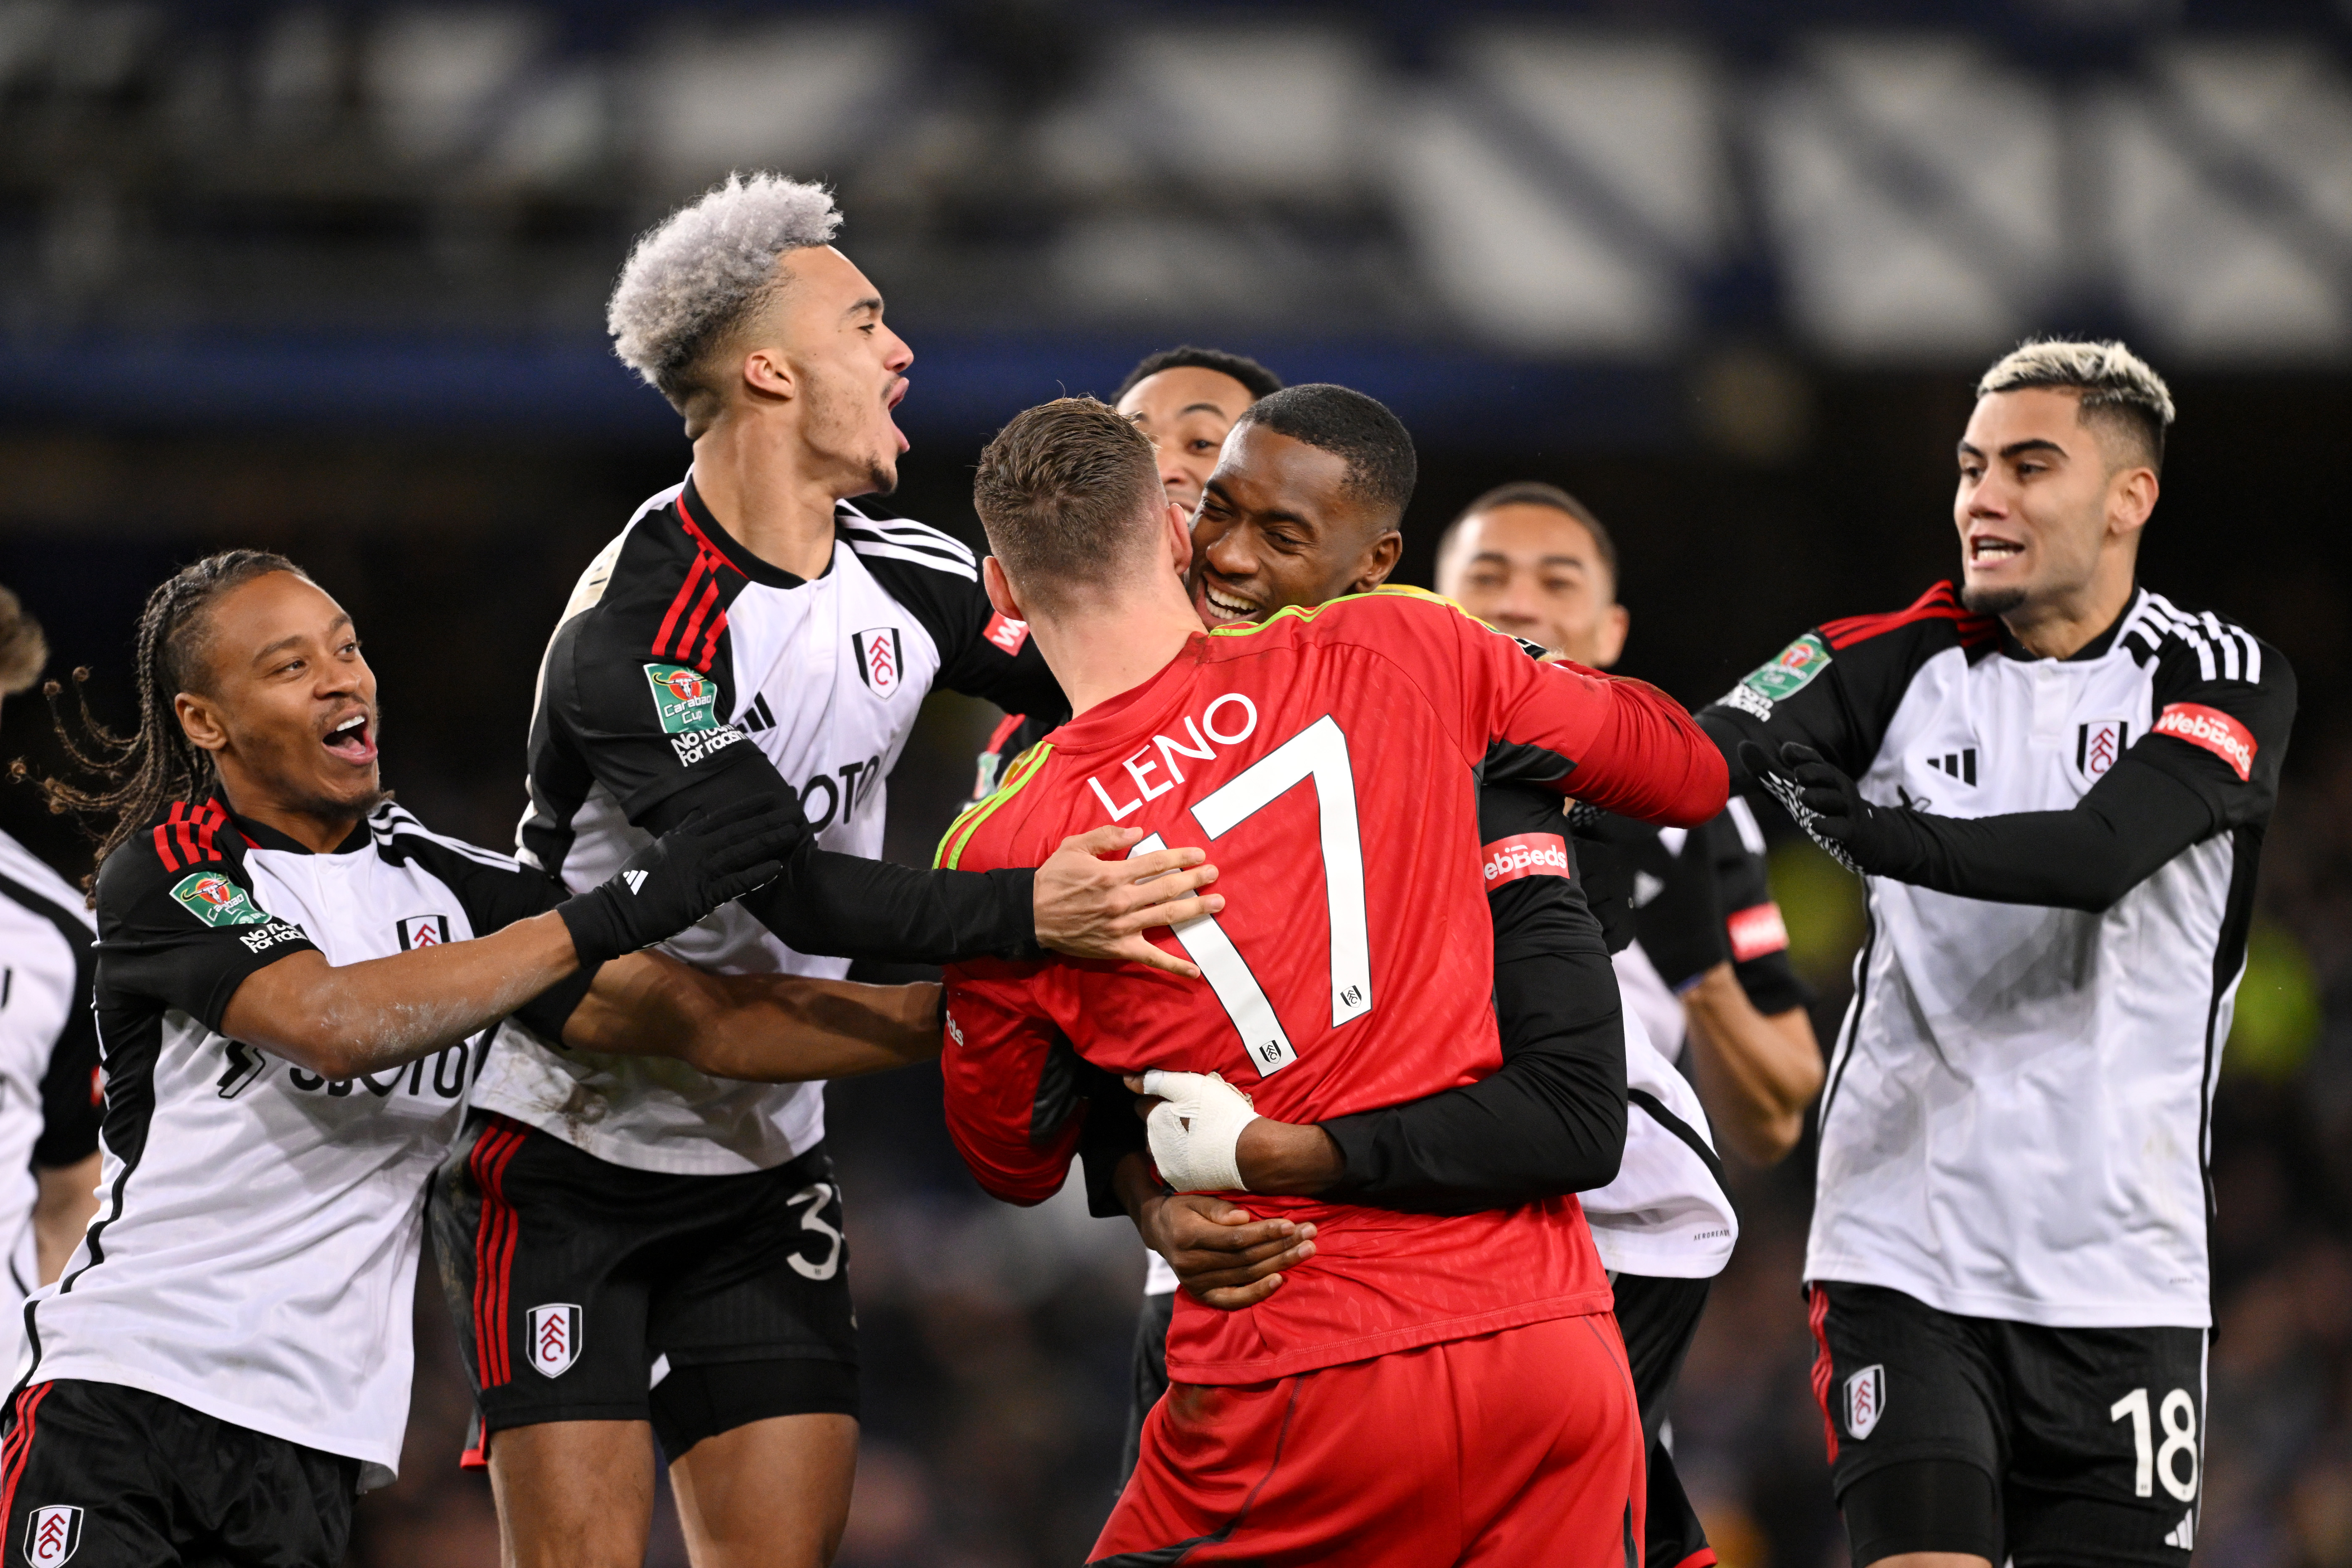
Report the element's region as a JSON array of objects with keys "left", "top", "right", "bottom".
[{"left": 1819, "top": 582, "right": 1997, "bottom": 653}]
